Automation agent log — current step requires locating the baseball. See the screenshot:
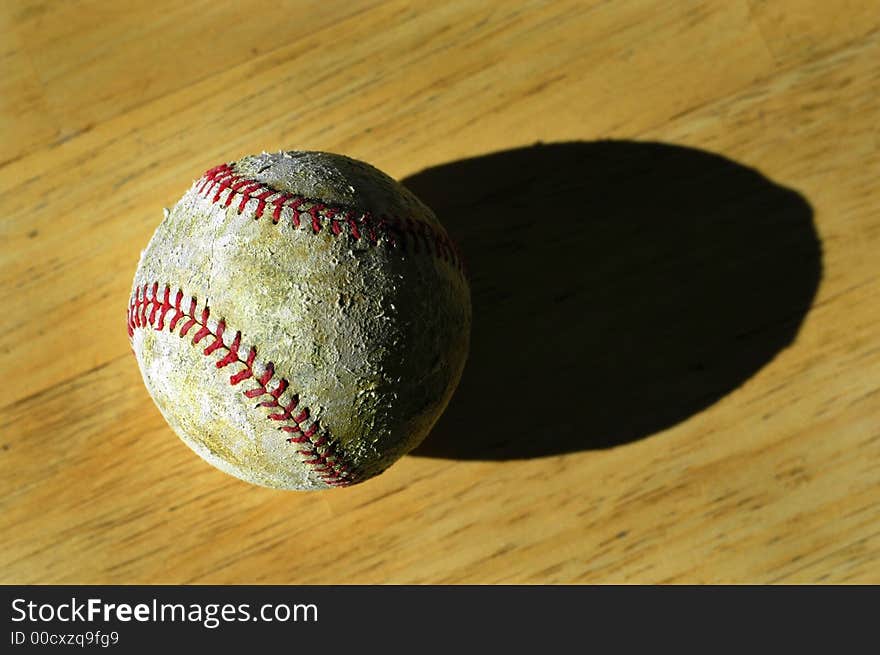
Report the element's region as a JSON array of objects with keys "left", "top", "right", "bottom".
[{"left": 126, "top": 151, "right": 470, "bottom": 490}]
